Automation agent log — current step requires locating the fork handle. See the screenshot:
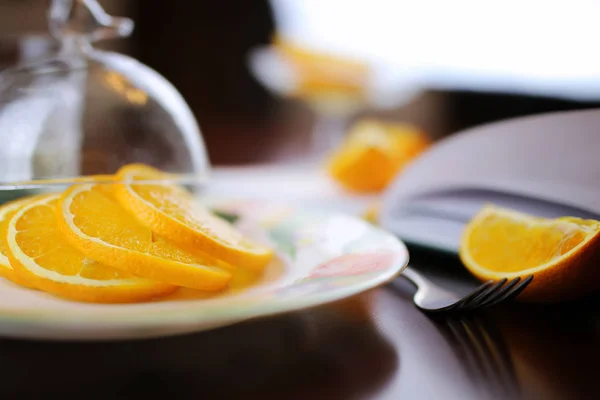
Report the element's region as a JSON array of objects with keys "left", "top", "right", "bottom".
[{"left": 400, "top": 266, "right": 430, "bottom": 289}]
